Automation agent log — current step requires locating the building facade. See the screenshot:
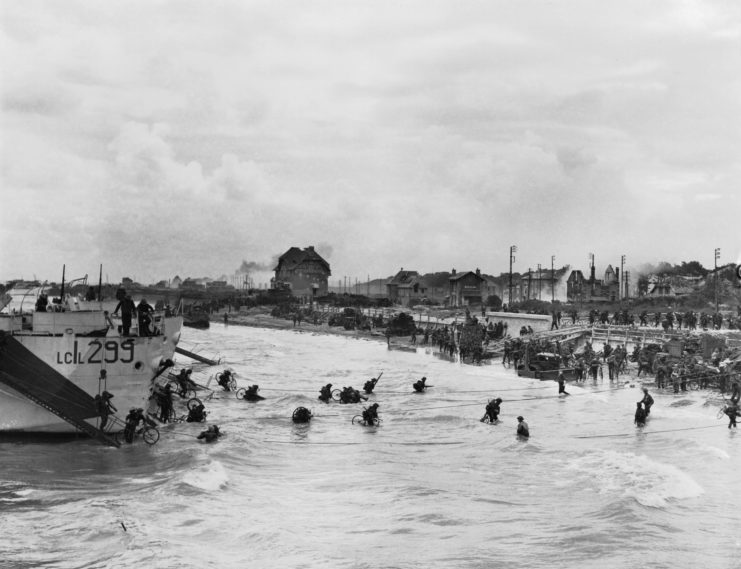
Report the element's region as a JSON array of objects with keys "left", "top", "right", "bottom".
[
  {"left": 645, "top": 275, "right": 703, "bottom": 297},
  {"left": 386, "top": 269, "right": 427, "bottom": 305},
  {"left": 449, "top": 269, "right": 485, "bottom": 307},
  {"left": 273, "top": 246, "right": 331, "bottom": 296},
  {"left": 566, "top": 263, "right": 620, "bottom": 303}
]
